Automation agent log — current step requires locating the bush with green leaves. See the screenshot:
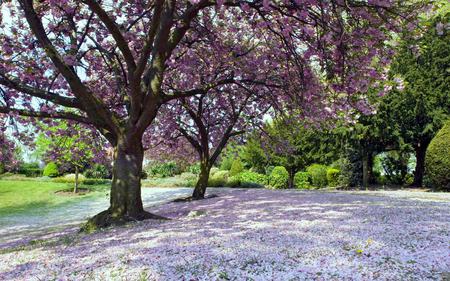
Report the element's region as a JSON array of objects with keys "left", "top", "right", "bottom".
[
  {"left": 238, "top": 171, "right": 267, "bottom": 187},
  {"left": 425, "top": 120, "right": 450, "bottom": 190},
  {"left": 146, "top": 161, "right": 181, "bottom": 178},
  {"left": 186, "top": 163, "right": 201, "bottom": 174},
  {"left": 225, "top": 176, "right": 240, "bottom": 187},
  {"left": 294, "top": 171, "right": 311, "bottom": 189},
  {"left": 306, "top": 164, "right": 328, "bottom": 187},
  {"left": 208, "top": 170, "right": 229, "bottom": 187},
  {"left": 83, "top": 164, "right": 111, "bottom": 179},
  {"left": 326, "top": 168, "right": 340, "bottom": 187},
  {"left": 269, "top": 166, "right": 289, "bottom": 189},
  {"left": 229, "top": 159, "right": 244, "bottom": 176},
  {"left": 17, "top": 163, "right": 42, "bottom": 177},
  {"left": 43, "top": 162, "right": 59, "bottom": 177}
]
